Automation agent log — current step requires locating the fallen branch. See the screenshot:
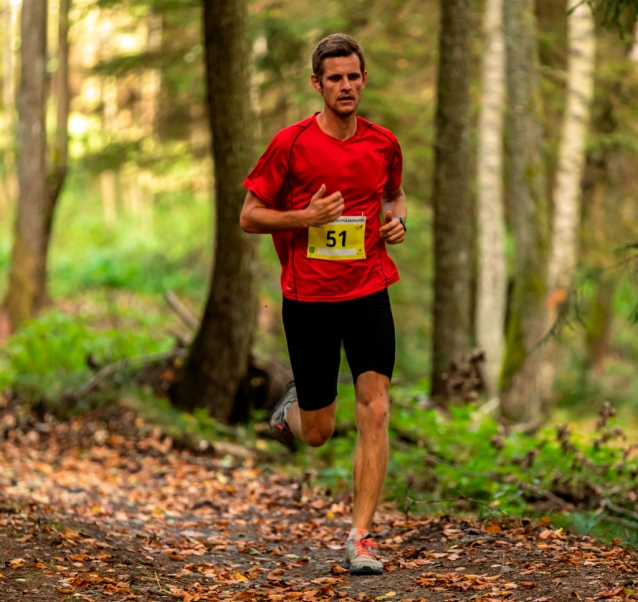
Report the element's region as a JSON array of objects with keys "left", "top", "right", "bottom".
[
  {"left": 67, "top": 349, "right": 187, "bottom": 401},
  {"left": 405, "top": 494, "right": 509, "bottom": 519},
  {"left": 603, "top": 498, "right": 638, "bottom": 523},
  {"left": 165, "top": 290, "right": 199, "bottom": 331}
]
